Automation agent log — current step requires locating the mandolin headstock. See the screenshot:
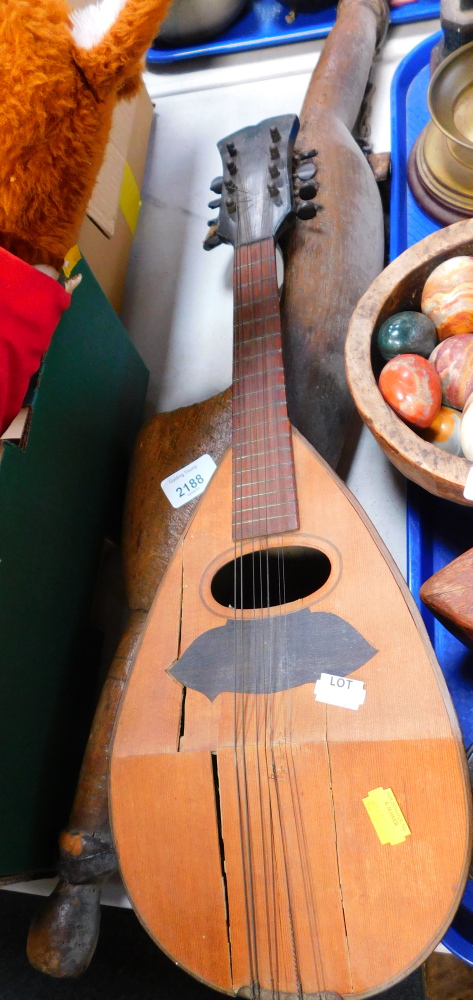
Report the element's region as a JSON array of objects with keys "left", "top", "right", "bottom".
[{"left": 211, "top": 115, "right": 301, "bottom": 248}]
